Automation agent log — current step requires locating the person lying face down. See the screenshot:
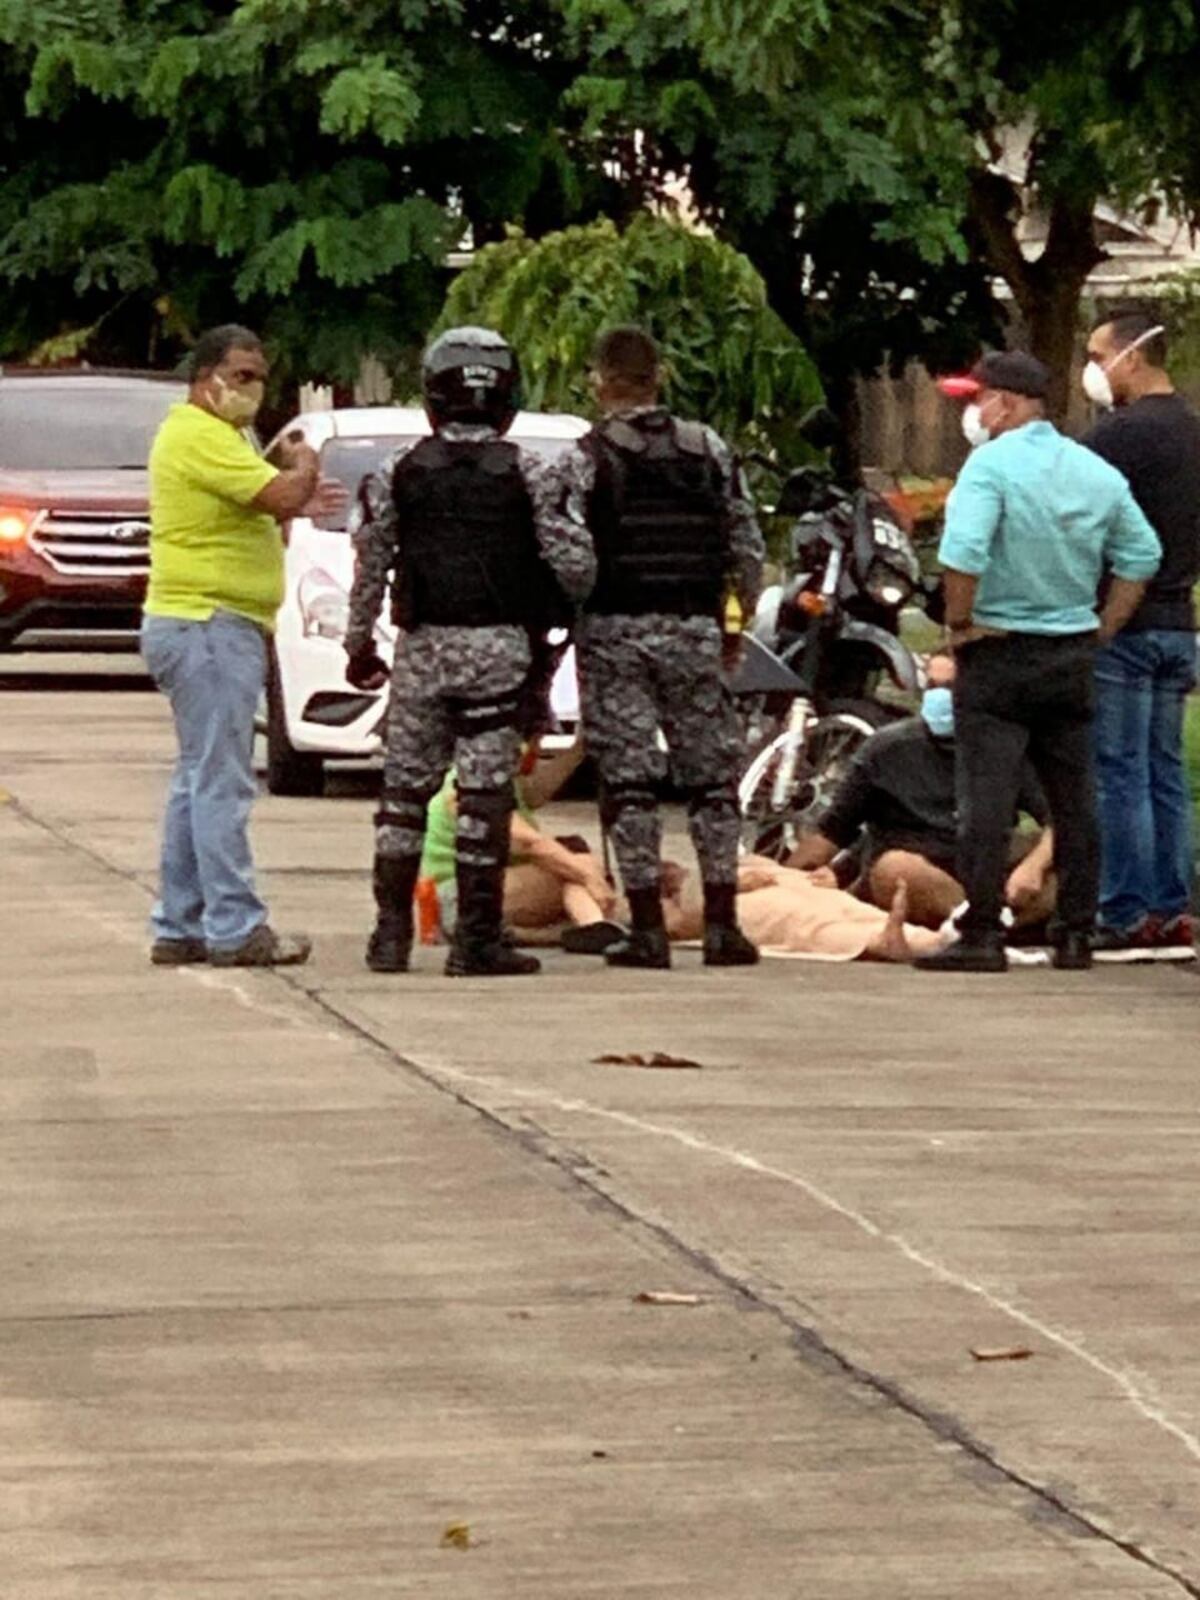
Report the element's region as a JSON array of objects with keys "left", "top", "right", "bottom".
[{"left": 659, "top": 856, "right": 950, "bottom": 964}]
